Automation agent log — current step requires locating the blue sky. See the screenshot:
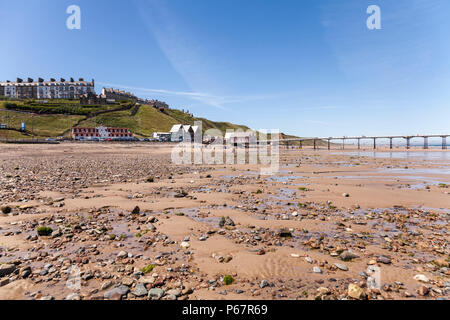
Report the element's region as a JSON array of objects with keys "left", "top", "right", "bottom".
[{"left": 0, "top": 0, "right": 449, "bottom": 137}]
